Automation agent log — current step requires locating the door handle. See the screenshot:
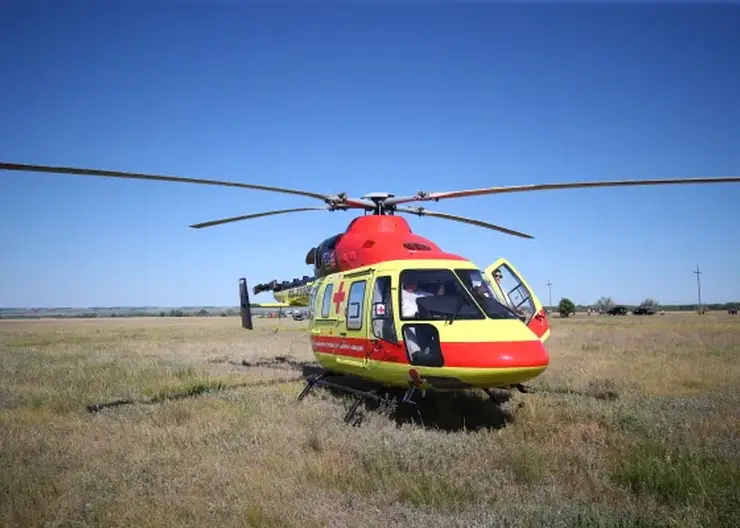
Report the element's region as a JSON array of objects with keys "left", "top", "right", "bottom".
[{"left": 339, "top": 332, "right": 347, "bottom": 336}]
